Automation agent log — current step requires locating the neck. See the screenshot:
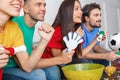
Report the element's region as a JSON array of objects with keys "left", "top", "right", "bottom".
[
  {"left": 0, "top": 11, "right": 10, "bottom": 28},
  {"left": 84, "top": 22, "right": 93, "bottom": 32},
  {"left": 24, "top": 14, "right": 37, "bottom": 28}
]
